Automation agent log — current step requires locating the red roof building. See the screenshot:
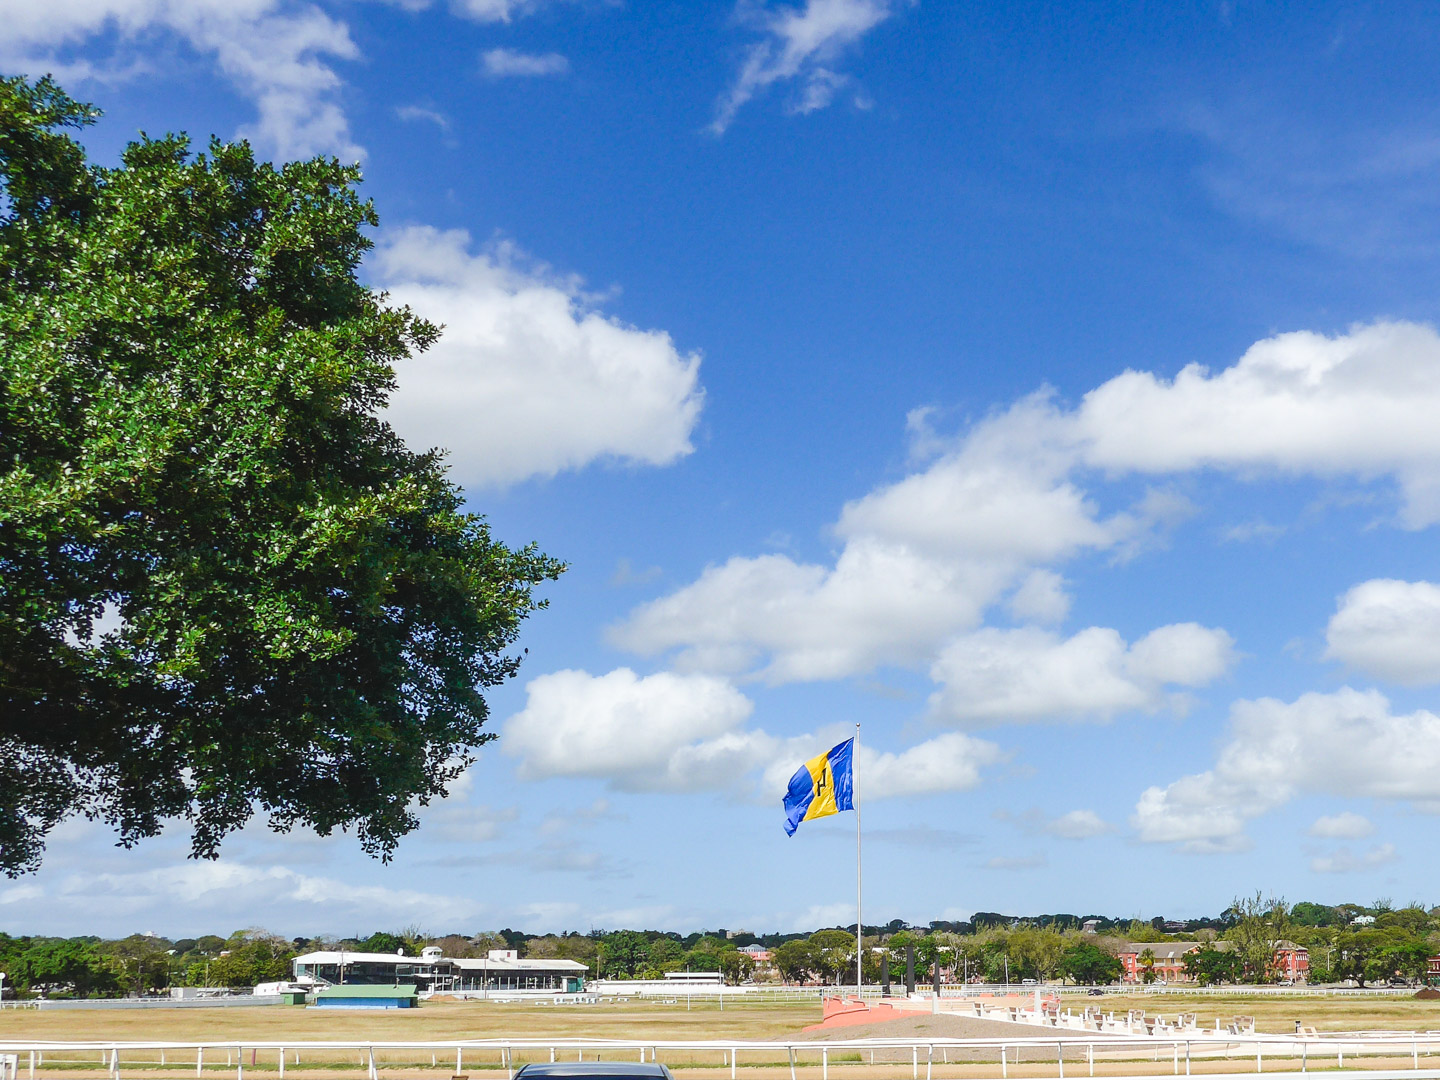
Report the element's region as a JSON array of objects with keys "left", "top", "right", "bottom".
[{"left": 1118, "top": 941, "right": 1309, "bottom": 984}]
